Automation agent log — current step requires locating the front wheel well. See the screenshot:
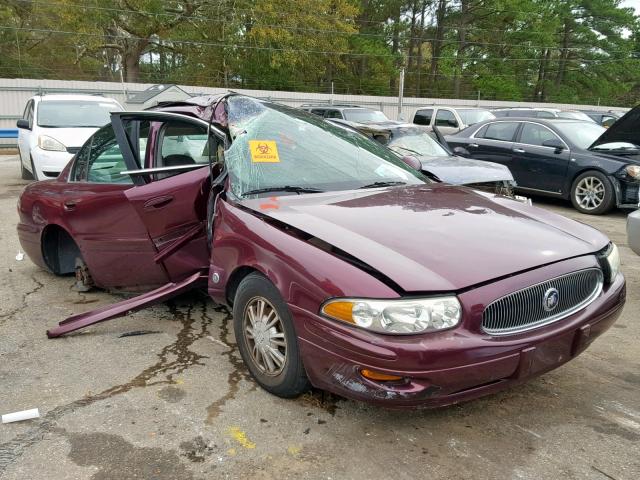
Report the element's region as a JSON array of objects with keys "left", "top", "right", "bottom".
[
  {"left": 225, "top": 266, "right": 262, "bottom": 306},
  {"left": 41, "top": 225, "right": 81, "bottom": 275}
]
